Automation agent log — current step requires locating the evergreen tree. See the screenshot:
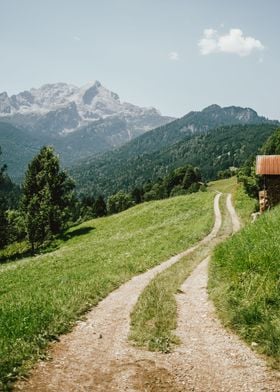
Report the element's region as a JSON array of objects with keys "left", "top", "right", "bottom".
[
  {"left": 131, "top": 187, "right": 144, "bottom": 204},
  {"left": 0, "top": 149, "right": 8, "bottom": 248},
  {"left": 21, "top": 146, "right": 75, "bottom": 251},
  {"left": 108, "top": 191, "right": 134, "bottom": 214},
  {"left": 182, "top": 166, "right": 201, "bottom": 190},
  {"left": 93, "top": 195, "right": 107, "bottom": 217},
  {"left": 80, "top": 195, "right": 96, "bottom": 220},
  {"left": 0, "top": 197, "right": 8, "bottom": 248},
  {"left": 261, "top": 128, "right": 280, "bottom": 154}
]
